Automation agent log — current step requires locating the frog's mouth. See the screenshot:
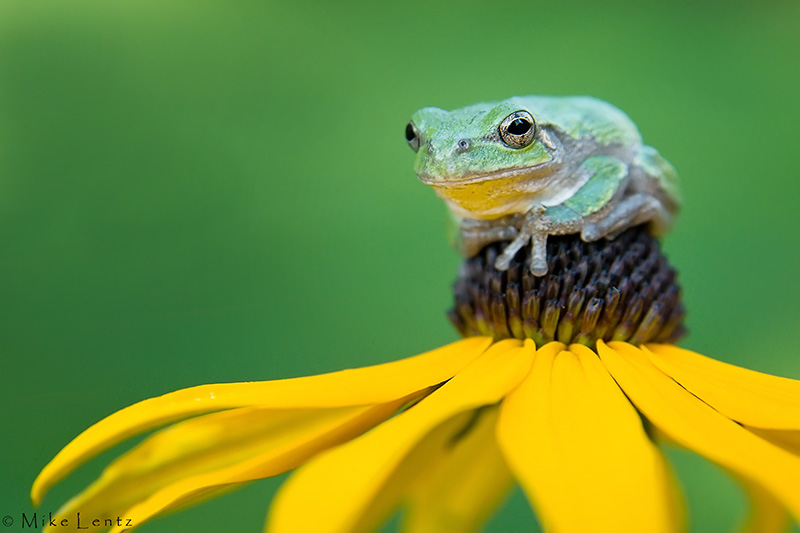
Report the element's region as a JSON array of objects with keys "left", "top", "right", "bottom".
[
  {"left": 416, "top": 160, "right": 557, "bottom": 187},
  {"left": 417, "top": 125, "right": 566, "bottom": 187}
]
